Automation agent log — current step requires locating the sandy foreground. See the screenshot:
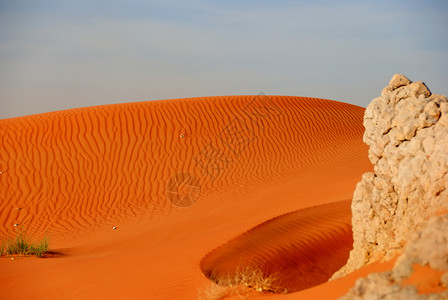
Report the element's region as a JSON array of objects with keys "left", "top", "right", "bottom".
[{"left": 0, "top": 95, "right": 423, "bottom": 299}]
